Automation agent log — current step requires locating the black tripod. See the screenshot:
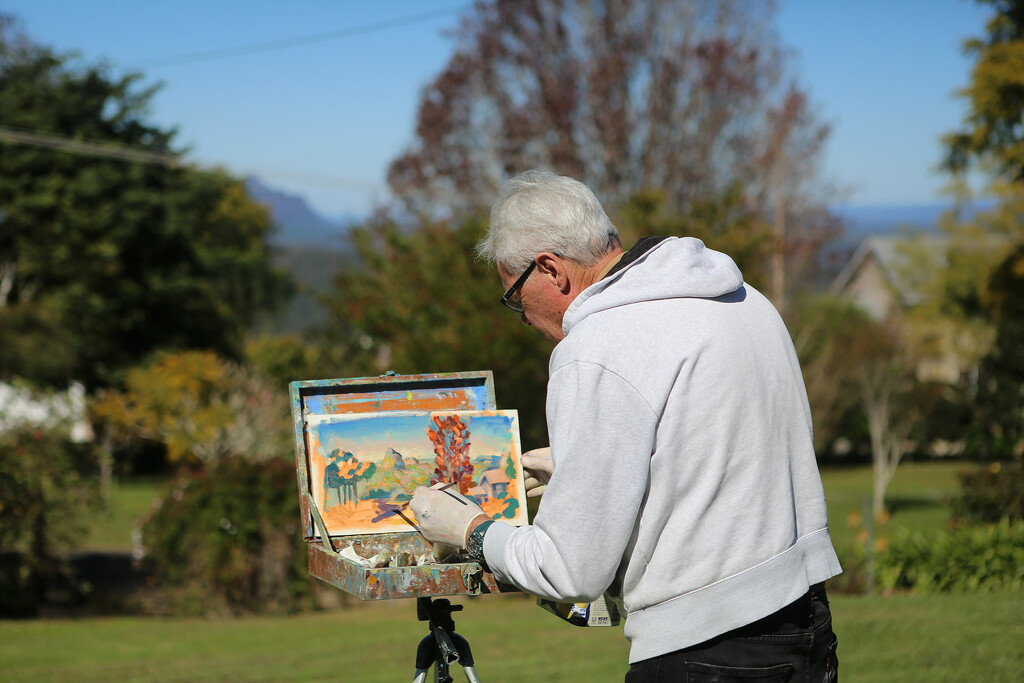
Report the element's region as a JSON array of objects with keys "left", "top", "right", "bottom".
[{"left": 412, "top": 598, "right": 481, "bottom": 683}]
